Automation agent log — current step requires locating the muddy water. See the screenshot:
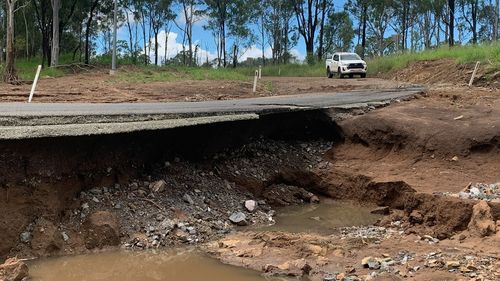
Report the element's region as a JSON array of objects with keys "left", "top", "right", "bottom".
[
  {"left": 29, "top": 200, "right": 378, "bottom": 281},
  {"left": 264, "top": 199, "right": 382, "bottom": 234},
  {"left": 29, "top": 249, "right": 287, "bottom": 281}
]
